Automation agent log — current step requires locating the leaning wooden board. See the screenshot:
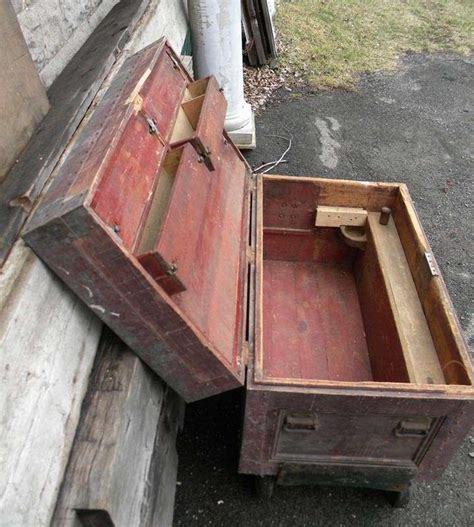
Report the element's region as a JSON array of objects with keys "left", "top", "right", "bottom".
[
  {"left": 52, "top": 329, "right": 183, "bottom": 527},
  {"left": 24, "top": 39, "right": 474, "bottom": 502}
]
